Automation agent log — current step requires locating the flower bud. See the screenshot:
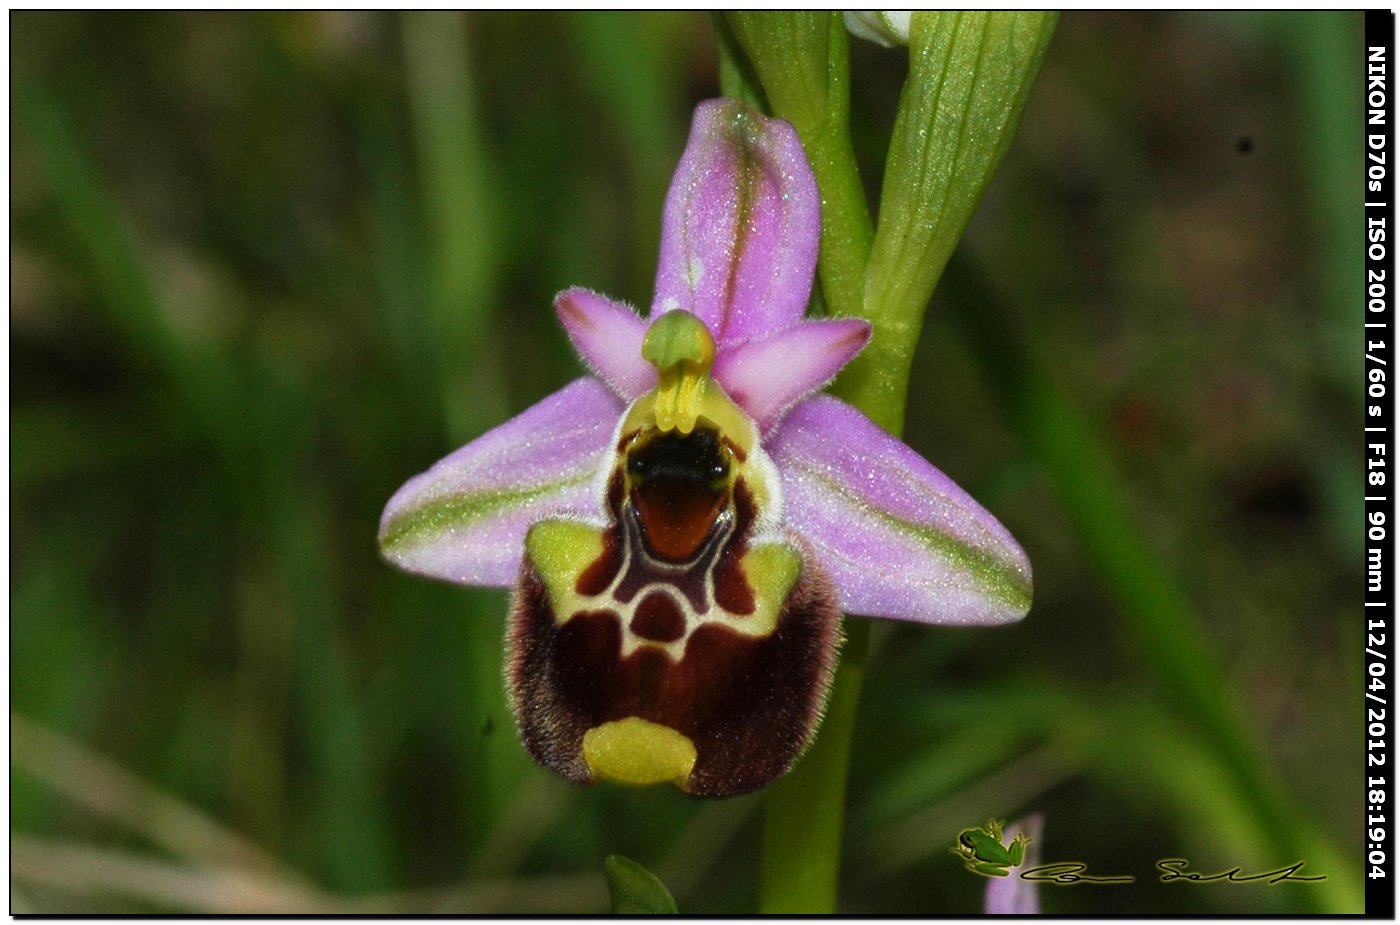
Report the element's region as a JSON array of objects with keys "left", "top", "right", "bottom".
[{"left": 842, "top": 11, "right": 912, "bottom": 48}]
